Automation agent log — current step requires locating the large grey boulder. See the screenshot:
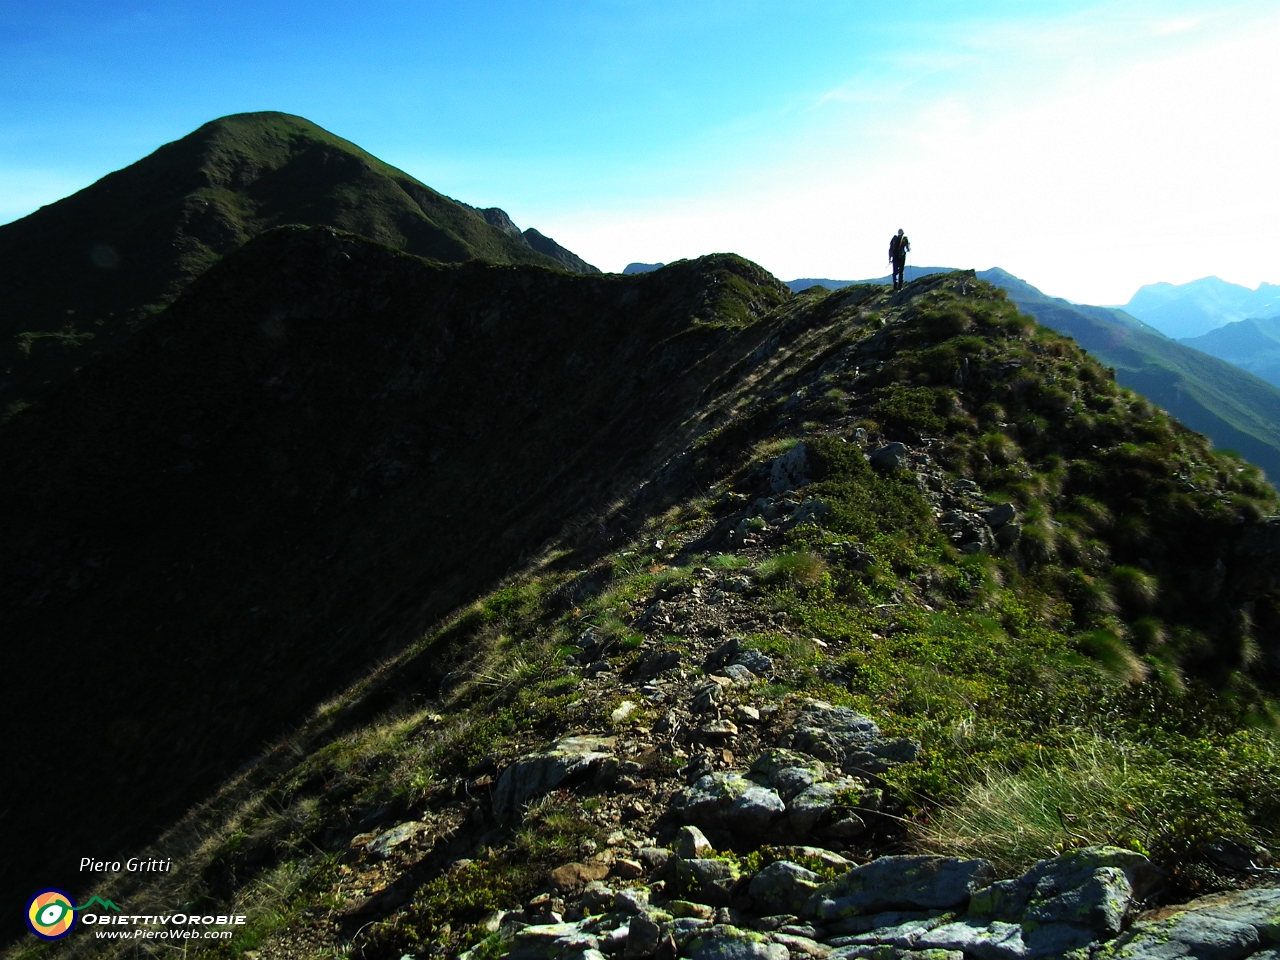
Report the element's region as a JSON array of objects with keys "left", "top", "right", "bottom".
[
  {"left": 870, "top": 442, "right": 910, "bottom": 472},
  {"left": 772, "top": 442, "right": 809, "bottom": 493},
  {"left": 969, "top": 846, "right": 1163, "bottom": 939},
  {"left": 729, "top": 785, "right": 788, "bottom": 833},
  {"left": 673, "top": 772, "right": 787, "bottom": 836},
  {"left": 674, "top": 772, "right": 754, "bottom": 822},
  {"left": 1096, "top": 886, "right": 1280, "bottom": 959},
  {"left": 806, "top": 856, "right": 995, "bottom": 921},
  {"left": 492, "top": 736, "right": 614, "bottom": 821},
  {"left": 787, "top": 778, "right": 864, "bottom": 837},
  {"left": 750, "top": 749, "right": 829, "bottom": 800},
  {"left": 787, "top": 701, "right": 882, "bottom": 765},
  {"left": 749, "top": 861, "right": 824, "bottom": 916},
  {"left": 687, "top": 925, "right": 790, "bottom": 960},
  {"left": 913, "top": 919, "right": 1030, "bottom": 959}
]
